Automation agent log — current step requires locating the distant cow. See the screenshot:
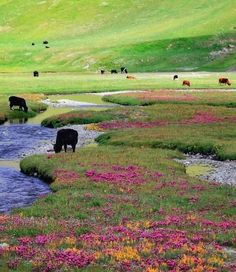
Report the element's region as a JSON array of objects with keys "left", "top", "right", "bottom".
[
  {"left": 219, "top": 78, "right": 231, "bottom": 86},
  {"left": 9, "top": 96, "right": 28, "bottom": 113},
  {"left": 182, "top": 80, "right": 190, "bottom": 87},
  {"left": 32, "top": 43, "right": 35, "bottom": 46},
  {"left": 173, "top": 74, "right": 178, "bottom": 80},
  {"left": 43, "top": 41, "right": 49, "bottom": 44},
  {"left": 54, "top": 129, "right": 78, "bottom": 153},
  {"left": 121, "top": 67, "right": 125, "bottom": 73},
  {"left": 111, "top": 69, "right": 118, "bottom": 74},
  {"left": 126, "top": 75, "right": 136, "bottom": 80},
  {"left": 33, "top": 71, "right": 39, "bottom": 77},
  {"left": 101, "top": 70, "right": 105, "bottom": 74},
  {"left": 45, "top": 46, "right": 50, "bottom": 49}
]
